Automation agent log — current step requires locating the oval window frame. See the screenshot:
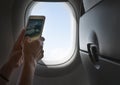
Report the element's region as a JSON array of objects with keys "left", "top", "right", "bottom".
[{"left": 24, "top": 1, "right": 79, "bottom": 77}]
